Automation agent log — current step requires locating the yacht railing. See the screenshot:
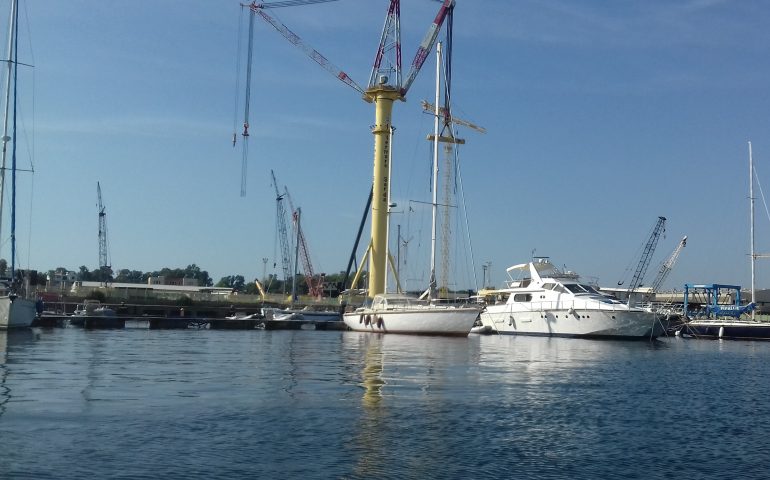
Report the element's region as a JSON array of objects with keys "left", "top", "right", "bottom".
[{"left": 509, "top": 298, "right": 641, "bottom": 313}]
